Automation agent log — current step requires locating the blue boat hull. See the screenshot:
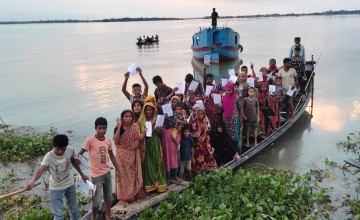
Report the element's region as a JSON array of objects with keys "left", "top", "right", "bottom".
[{"left": 191, "top": 27, "right": 241, "bottom": 62}]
